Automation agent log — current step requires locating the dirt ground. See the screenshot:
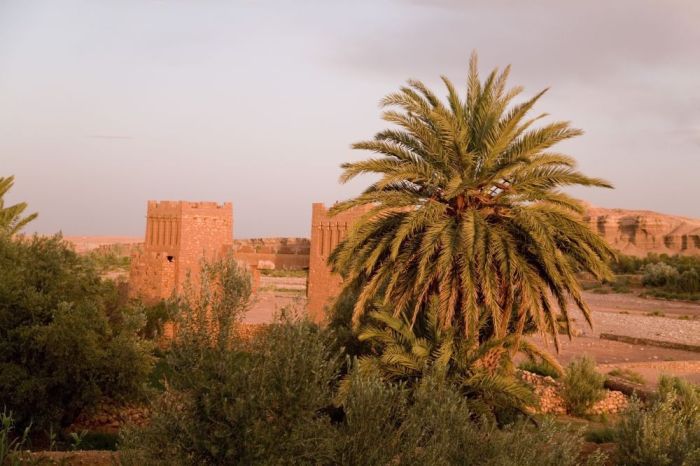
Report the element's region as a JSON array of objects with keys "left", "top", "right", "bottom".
[
  {"left": 244, "top": 276, "right": 307, "bottom": 324},
  {"left": 245, "top": 278, "right": 700, "bottom": 386}
]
